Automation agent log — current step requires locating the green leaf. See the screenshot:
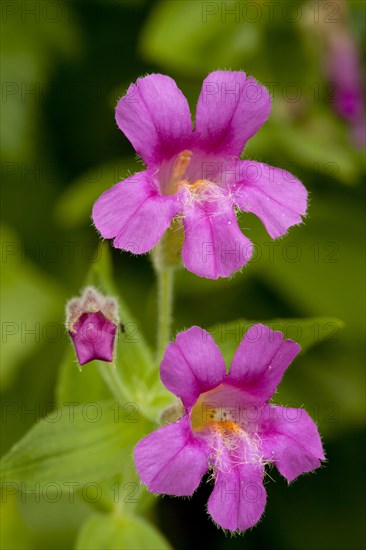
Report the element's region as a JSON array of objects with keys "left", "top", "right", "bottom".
[
  {"left": 76, "top": 514, "right": 171, "bottom": 550},
  {"left": 209, "top": 317, "right": 344, "bottom": 367},
  {"left": 242, "top": 191, "right": 364, "bottom": 338},
  {"left": 0, "top": 401, "right": 150, "bottom": 487},
  {"left": 139, "top": 0, "right": 262, "bottom": 77},
  {"left": 270, "top": 112, "right": 363, "bottom": 185},
  {"left": 0, "top": 495, "right": 33, "bottom": 550},
  {"left": 1, "top": 488, "right": 95, "bottom": 550},
  {"left": 56, "top": 348, "right": 111, "bottom": 403}
]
